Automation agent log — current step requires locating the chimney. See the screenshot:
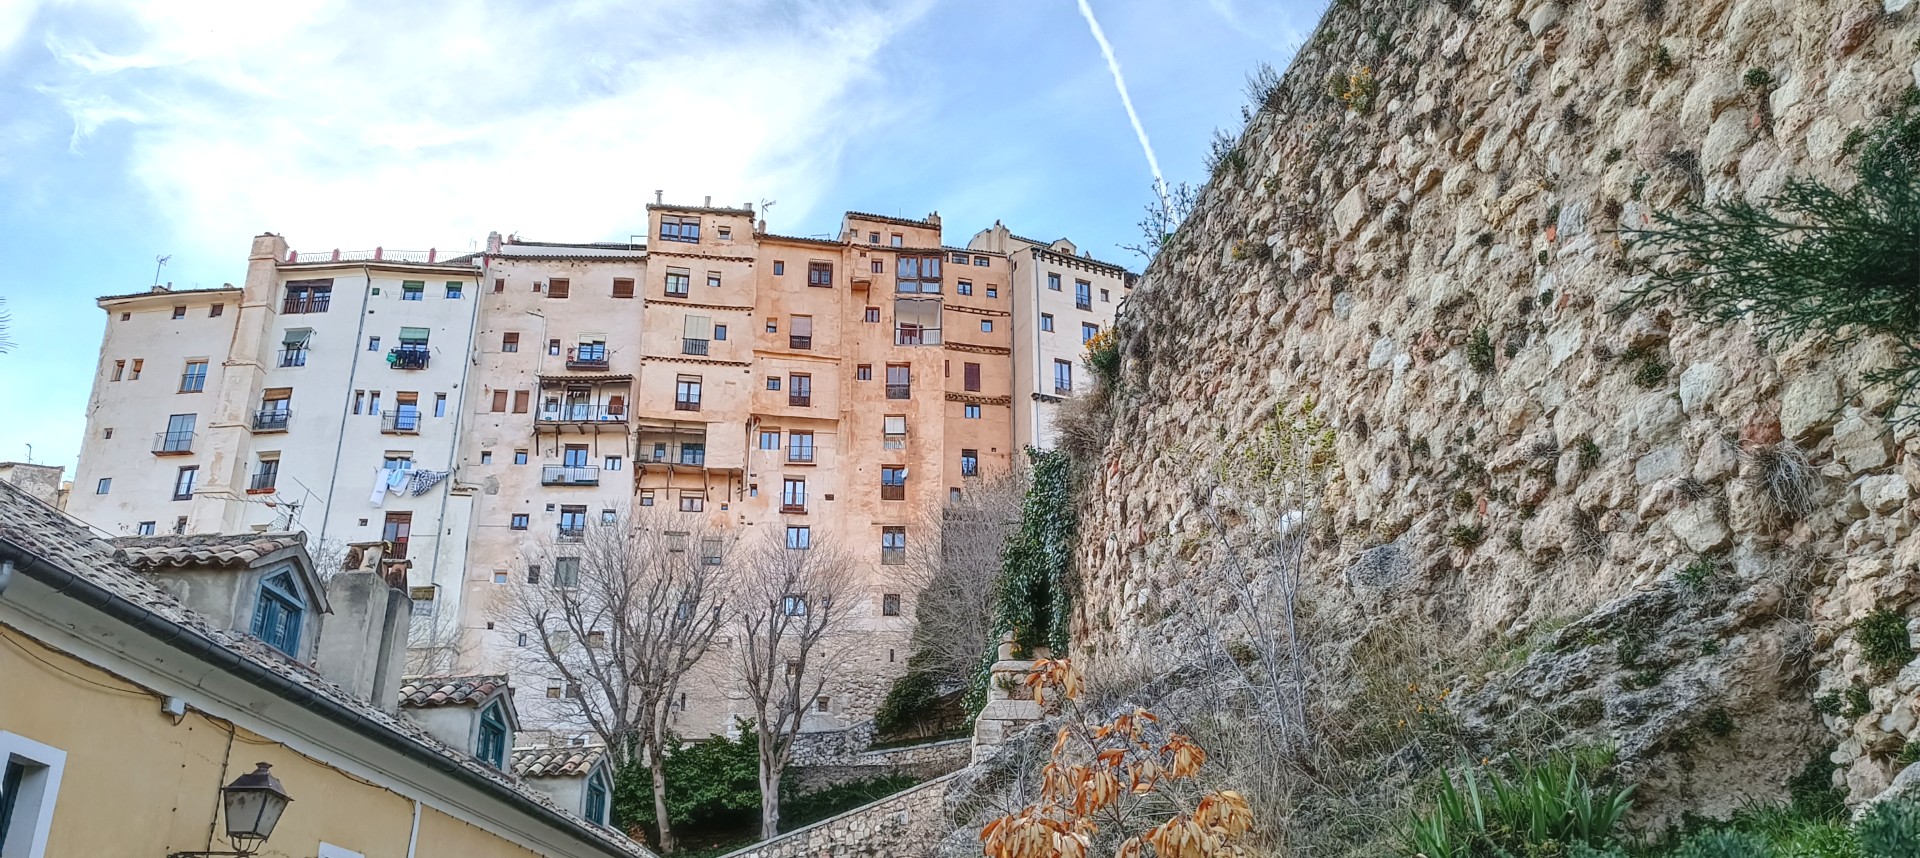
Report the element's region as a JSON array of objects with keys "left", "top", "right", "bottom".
[
  {"left": 486, "top": 231, "right": 504, "bottom": 253},
  {"left": 655, "top": 190, "right": 664, "bottom": 205},
  {"left": 757, "top": 219, "right": 767, "bottom": 233},
  {"left": 312, "top": 542, "right": 412, "bottom": 712},
  {"left": 704, "top": 195, "right": 712, "bottom": 207}
]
